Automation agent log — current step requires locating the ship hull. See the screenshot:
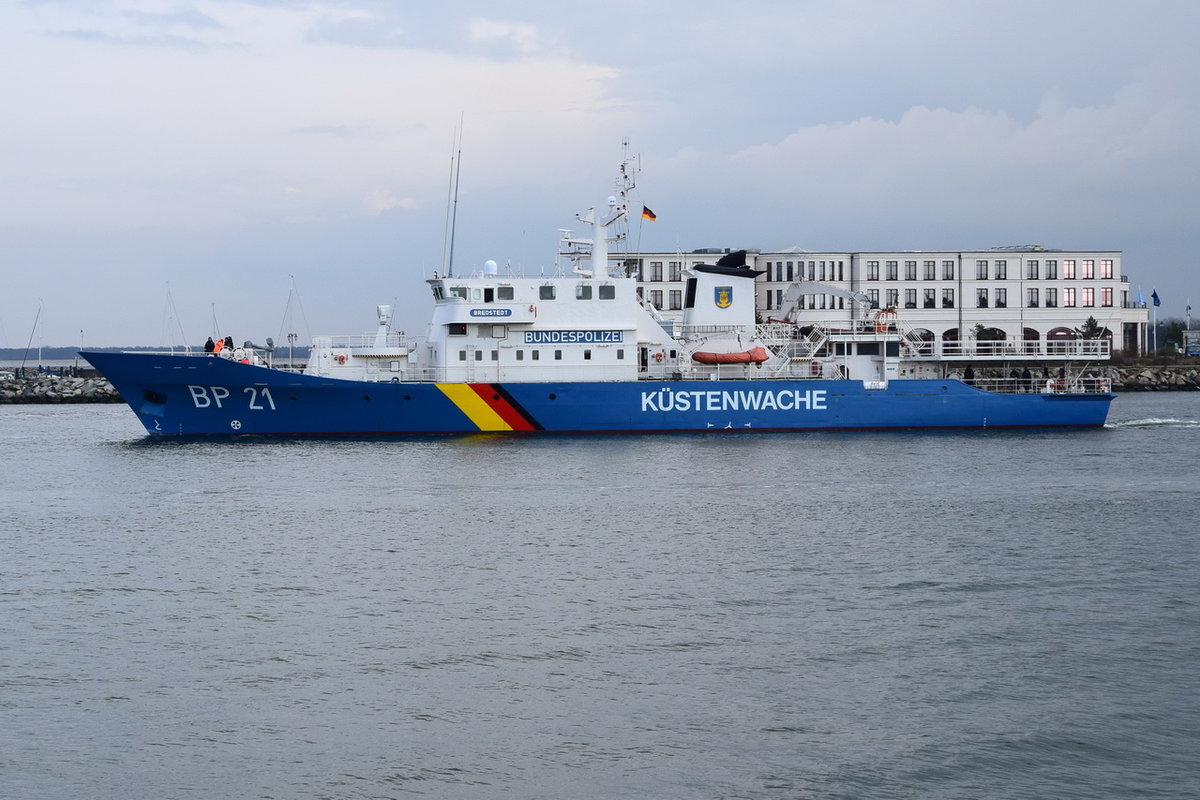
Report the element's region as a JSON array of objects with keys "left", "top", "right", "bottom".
[{"left": 83, "top": 352, "right": 1113, "bottom": 437}]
